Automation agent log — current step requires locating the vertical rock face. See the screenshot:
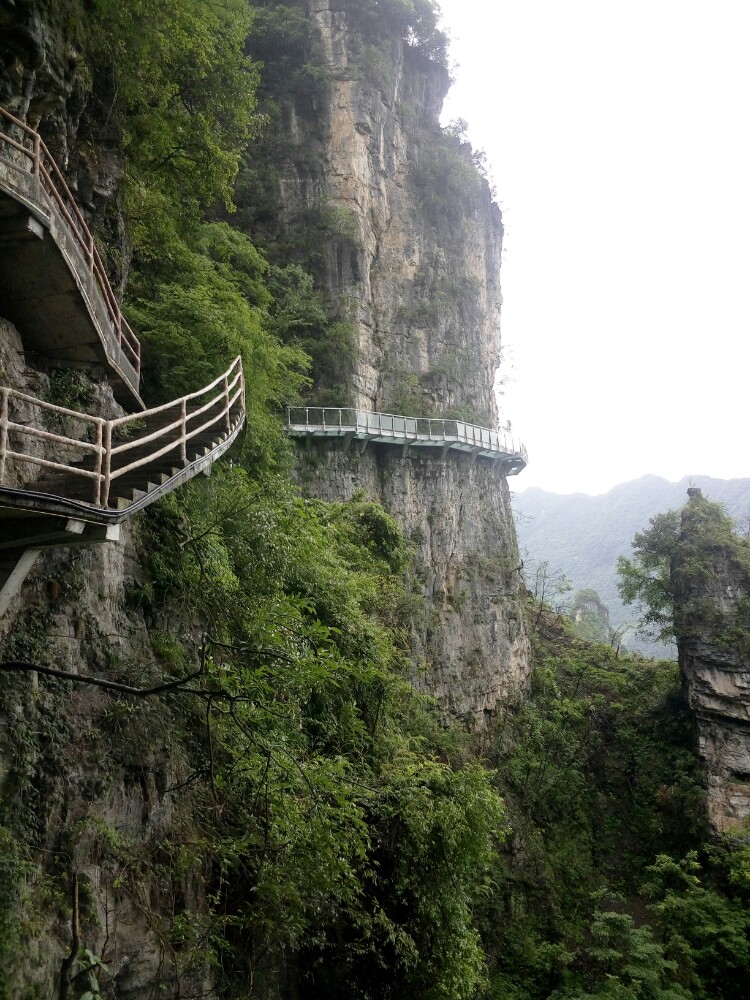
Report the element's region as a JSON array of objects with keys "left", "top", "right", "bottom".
[
  {"left": 245, "top": 0, "right": 504, "bottom": 423},
  {"left": 298, "top": 442, "right": 528, "bottom": 726},
  {"left": 0, "top": 0, "right": 124, "bottom": 234},
  {"left": 674, "top": 492, "right": 750, "bottom": 832},
  {"left": 249, "top": 0, "right": 530, "bottom": 722},
  {"left": 312, "top": 4, "right": 502, "bottom": 419}
]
